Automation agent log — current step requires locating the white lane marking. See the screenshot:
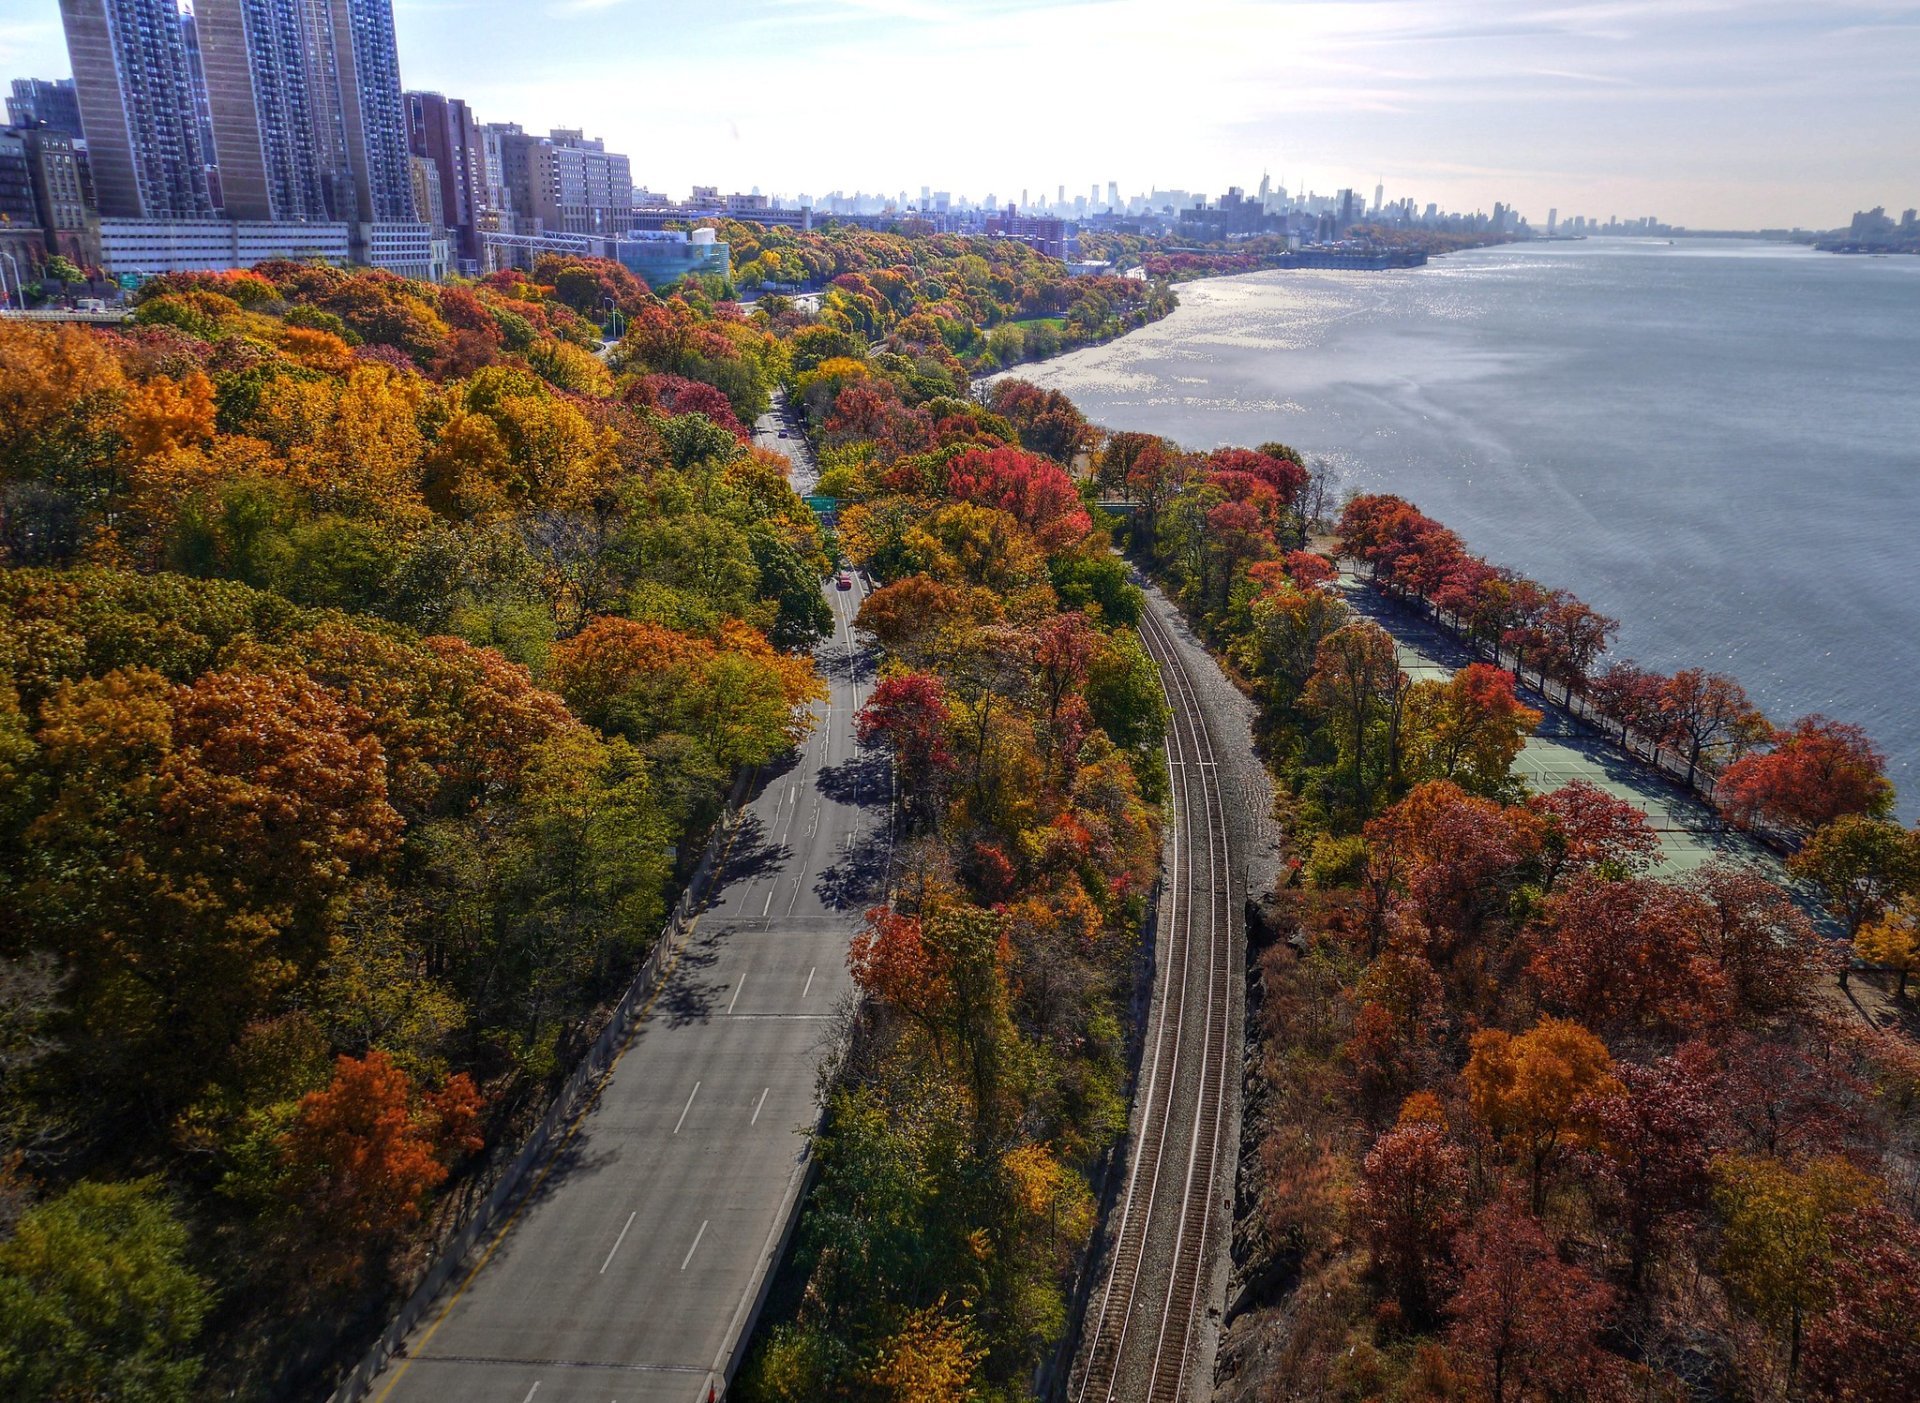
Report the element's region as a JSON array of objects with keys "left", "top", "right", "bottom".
[
  {"left": 728, "top": 974, "right": 747, "bottom": 1015},
  {"left": 751, "top": 1087, "right": 769, "bottom": 1125},
  {"left": 785, "top": 874, "right": 804, "bottom": 917},
  {"left": 673, "top": 1081, "right": 701, "bottom": 1134},
  {"left": 761, "top": 885, "right": 774, "bottom": 917},
  {"left": 802, "top": 966, "right": 816, "bottom": 999},
  {"left": 599, "top": 1211, "right": 636, "bottom": 1274},
  {"left": 519, "top": 1386, "right": 540, "bottom": 1403},
  {"left": 680, "top": 1219, "right": 709, "bottom": 1271}
]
